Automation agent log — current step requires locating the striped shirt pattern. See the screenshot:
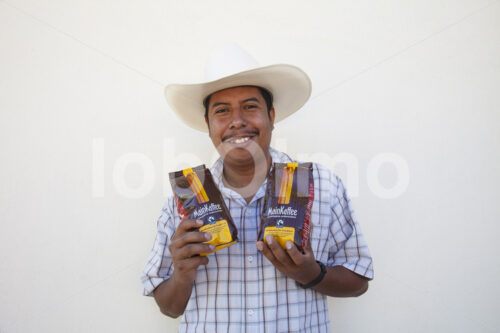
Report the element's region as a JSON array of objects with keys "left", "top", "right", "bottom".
[{"left": 142, "top": 148, "right": 374, "bottom": 333}]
